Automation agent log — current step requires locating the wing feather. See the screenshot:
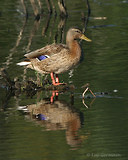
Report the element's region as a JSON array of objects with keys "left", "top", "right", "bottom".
[{"left": 24, "top": 44, "right": 67, "bottom": 59}]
